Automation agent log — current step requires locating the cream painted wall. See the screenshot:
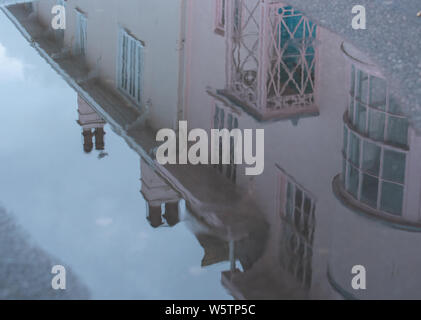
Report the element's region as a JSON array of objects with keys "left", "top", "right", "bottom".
[
  {"left": 36, "top": 0, "right": 184, "bottom": 131},
  {"left": 30, "top": 0, "right": 421, "bottom": 299},
  {"left": 184, "top": 1, "right": 348, "bottom": 297}
]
